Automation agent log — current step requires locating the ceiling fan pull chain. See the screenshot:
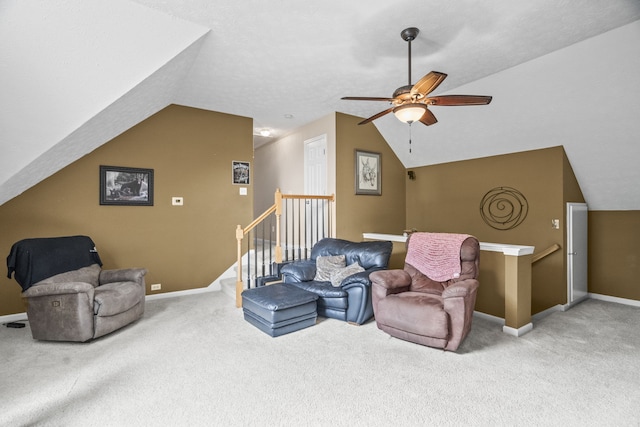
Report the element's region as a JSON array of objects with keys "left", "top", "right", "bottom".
[{"left": 409, "top": 122, "right": 412, "bottom": 153}]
